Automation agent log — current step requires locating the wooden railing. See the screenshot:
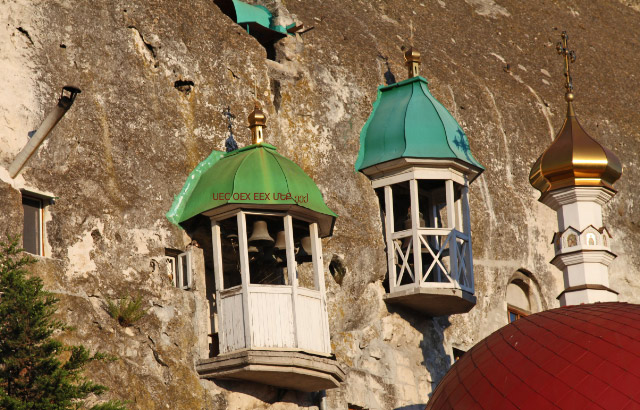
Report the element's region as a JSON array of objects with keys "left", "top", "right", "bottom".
[
  {"left": 391, "top": 228, "right": 473, "bottom": 294},
  {"left": 218, "top": 284, "right": 330, "bottom": 355}
]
